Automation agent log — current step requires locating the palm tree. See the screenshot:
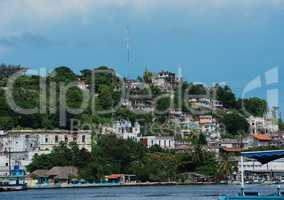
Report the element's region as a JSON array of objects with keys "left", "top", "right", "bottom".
[
  {"left": 218, "top": 153, "right": 234, "bottom": 181},
  {"left": 190, "top": 130, "right": 207, "bottom": 164}
]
